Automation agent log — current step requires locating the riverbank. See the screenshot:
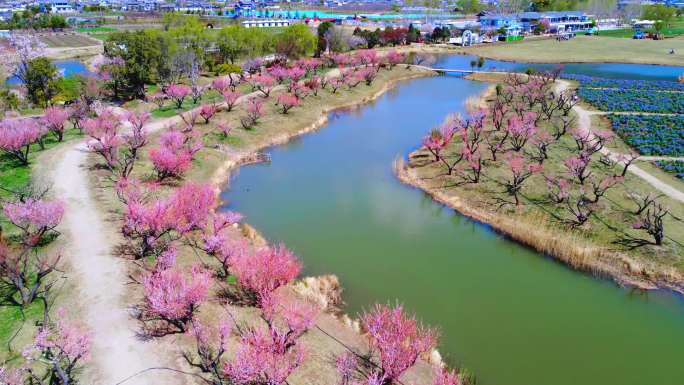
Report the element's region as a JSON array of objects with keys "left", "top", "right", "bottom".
[
  {"left": 397, "top": 72, "right": 684, "bottom": 294},
  {"left": 84, "top": 65, "right": 442, "bottom": 385},
  {"left": 463, "top": 36, "right": 684, "bottom": 67},
  {"left": 396, "top": 163, "right": 673, "bottom": 291}
]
